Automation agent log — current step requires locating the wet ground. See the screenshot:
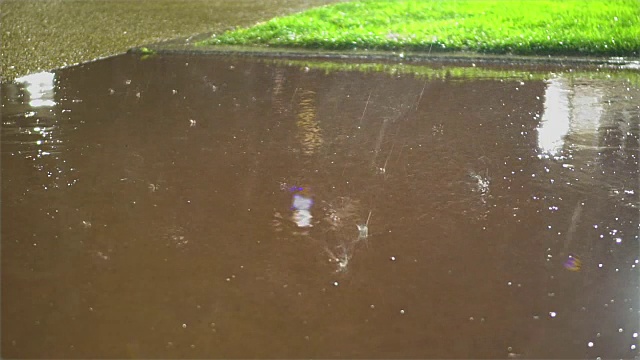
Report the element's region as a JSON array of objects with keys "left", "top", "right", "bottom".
[
  {"left": 2, "top": 53, "right": 639, "bottom": 358},
  {"left": 1, "top": 0, "right": 345, "bottom": 80}
]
